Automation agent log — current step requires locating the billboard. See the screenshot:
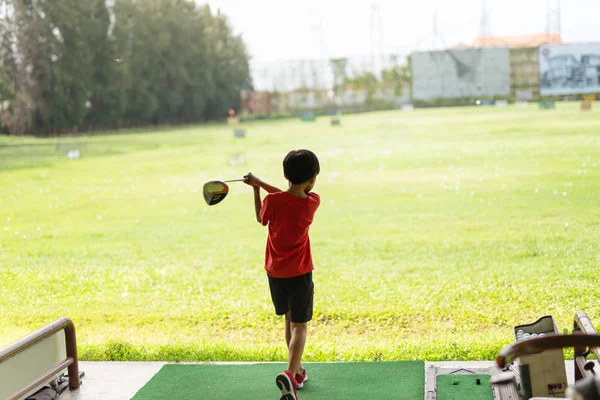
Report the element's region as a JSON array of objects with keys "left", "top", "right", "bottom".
[
  {"left": 540, "top": 43, "right": 600, "bottom": 96},
  {"left": 411, "top": 48, "right": 510, "bottom": 100}
]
